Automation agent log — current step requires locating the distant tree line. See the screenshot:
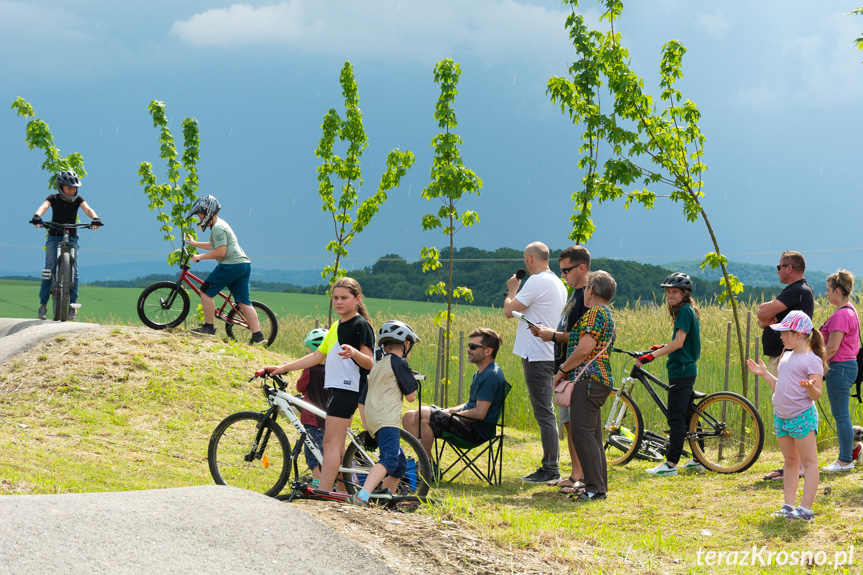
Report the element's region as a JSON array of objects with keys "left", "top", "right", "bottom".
[{"left": 77, "top": 246, "right": 784, "bottom": 307}]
